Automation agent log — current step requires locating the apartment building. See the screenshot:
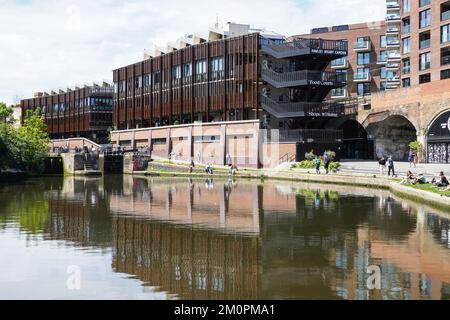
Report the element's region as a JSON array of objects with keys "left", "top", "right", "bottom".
[
  {"left": 396, "top": 0, "right": 450, "bottom": 87},
  {"left": 293, "top": 21, "right": 388, "bottom": 98},
  {"left": 21, "top": 82, "right": 114, "bottom": 142}
]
